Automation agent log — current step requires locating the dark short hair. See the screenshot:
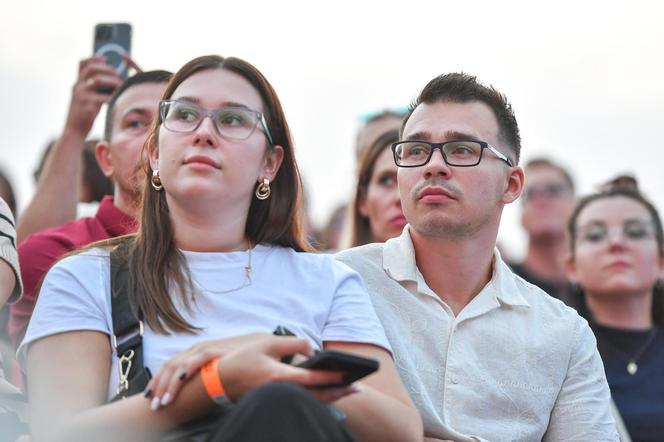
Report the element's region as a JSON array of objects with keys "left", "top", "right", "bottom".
[
  {"left": 103, "top": 70, "right": 172, "bottom": 141},
  {"left": 524, "top": 157, "right": 575, "bottom": 194},
  {"left": 402, "top": 72, "right": 521, "bottom": 164}
]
